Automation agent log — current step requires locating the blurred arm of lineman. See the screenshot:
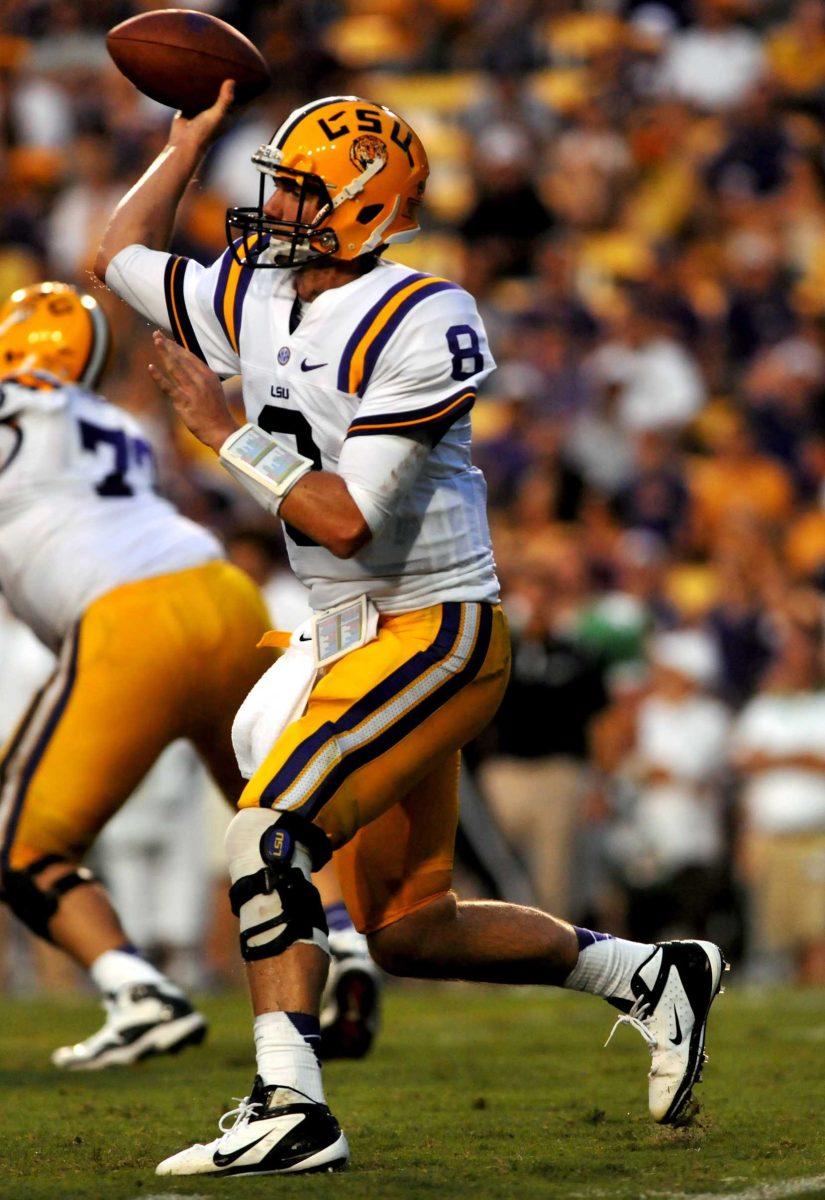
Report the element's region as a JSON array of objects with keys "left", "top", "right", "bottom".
[{"left": 151, "top": 331, "right": 428, "bottom": 557}]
